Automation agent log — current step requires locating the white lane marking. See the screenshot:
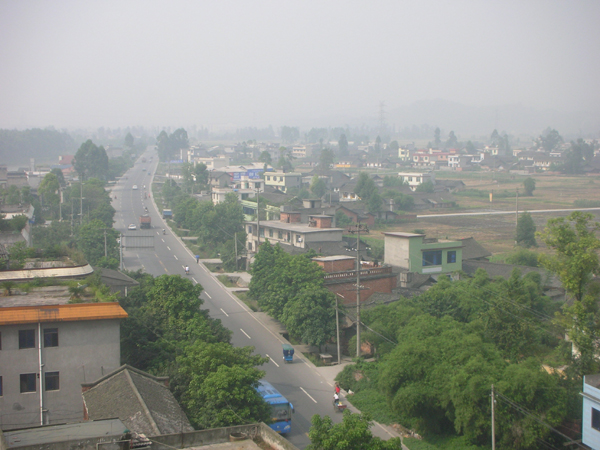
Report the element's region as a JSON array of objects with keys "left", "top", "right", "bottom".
[
  {"left": 174, "top": 255, "right": 178, "bottom": 260},
  {"left": 240, "top": 328, "right": 251, "bottom": 339},
  {"left": 167, "top": 246, "right": 171, "bottom": 251},
  {"left": 220, "top": 308, "right": 229, "bottom": 317},
  {"left": 266, "top": 354, "right": 280, "bottom": 367},
  {"left": 161, "top": 238, "right": 165, "bottom": 242},
  {"left": 192, "top": 277, "right": 198, "bottom": 284},
  {"left": 300, "top": 387, "right": 317, "bottom": 403},
  {"left": 205, "top": 292, "right": 211, "bottom": 299}
]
